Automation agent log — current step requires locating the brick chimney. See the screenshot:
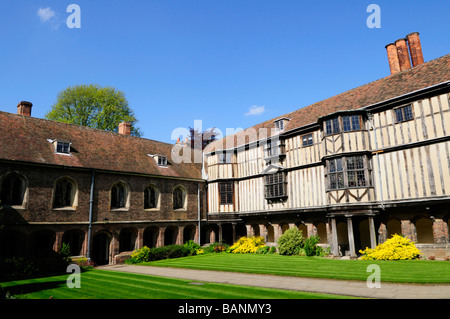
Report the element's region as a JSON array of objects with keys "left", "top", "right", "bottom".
[
  {"left": 17, "top": 101, "right": 33, "bottom": 116},
  {"left": 118, "top": 121, "right": 131, "bottom": 135},
  {"left": 395, "top": 38, "right": 412, "bottom": 71},
  {"left": 406, "top": 32, "right": 424, "bottom": 67},
  {"left": 385, "top": 43, "right": 401, "bottom": 75}
]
